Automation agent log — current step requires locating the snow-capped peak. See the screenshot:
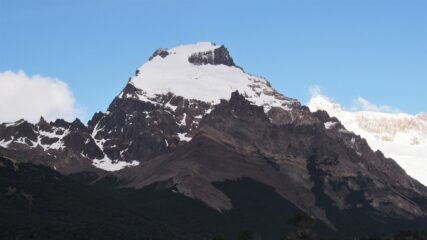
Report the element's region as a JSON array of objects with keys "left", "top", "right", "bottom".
[
  {"left": 308, "top": 94, "right": 344, "bottom": 115},
  {"left": 308, "top": 94, "right": 427, "bottom": 186},
  {"left": 119, "top": 42, "right": 297, "bottom": 113},
  {"left": 152, "top": 41, "right": 220, "bottom": 59}
]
